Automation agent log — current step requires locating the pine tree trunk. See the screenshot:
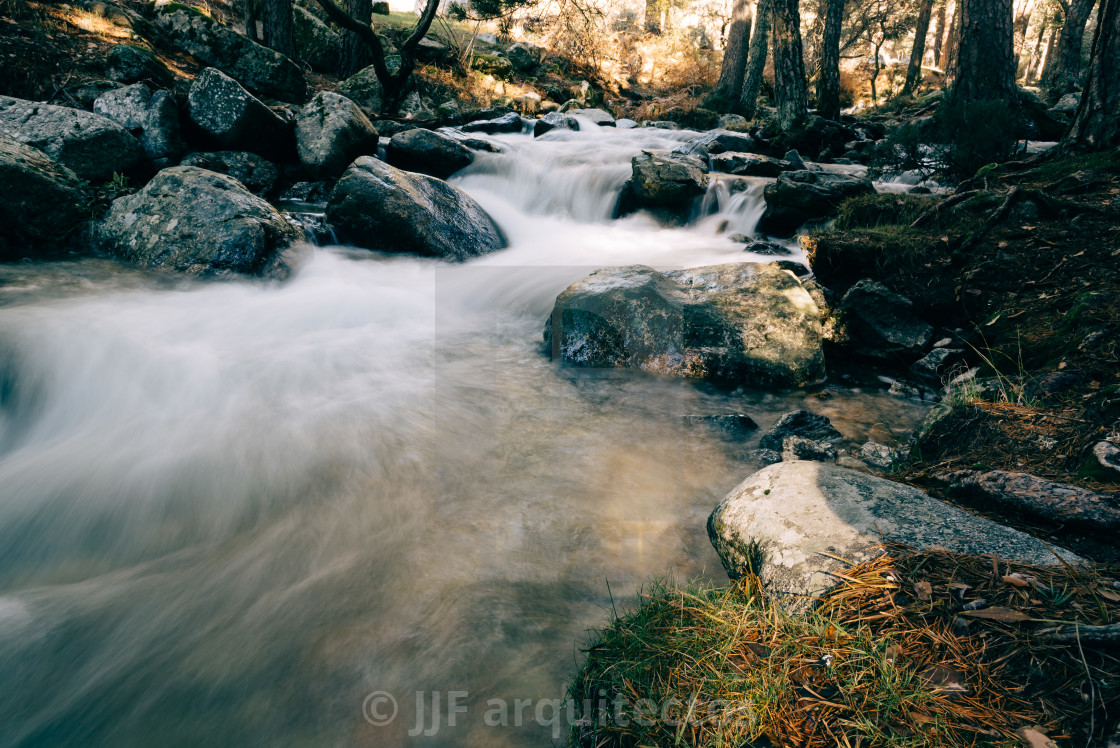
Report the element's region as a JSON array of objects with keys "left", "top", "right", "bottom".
[
  {"left": 717, "top": 0, "right": 754, "bottom": 97},
  {"left": 1062, "top": 0, "right": 1119, "bottom": 149},
  {"left": 1042, "top": 0, "right": 1097, "bottom": 95},
  {"left": 816, "top": 0, "right": 845, "bottom": 119},
  {"left": 947, "top": 0, "right": 1018, "bottom": 105},
  {"left": 739, "top": 0, "right": 773, "bottom": 116},
  {"left": 339, "top": 0, "right": 374, "bottom": 78},
  {"left": 261, "top": 0, "right": 295, "bottom": 58},
  {"left": 903, "top": 0, "right": 936, "bottom": 94},
  {"left": 771, "top": 0, "right": 808, "bottom": 128},
  {"left": 645, "top": 0, "right": 662, "bottom": 34},
  {"left": 1024, "top": 12, "right": 1047, "bottom": 79},
  {"left": 1036, "top": 21, "right": 1057, "bottom": 79},
  {"left": 944, "top": 0, "right": 962, "bottom": 75},
  {"left": 932, "top": 0, "right": 948, "bottom": 67},
  {"left": 244, "top": 0, "right": 259, "bottom": 42}
]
